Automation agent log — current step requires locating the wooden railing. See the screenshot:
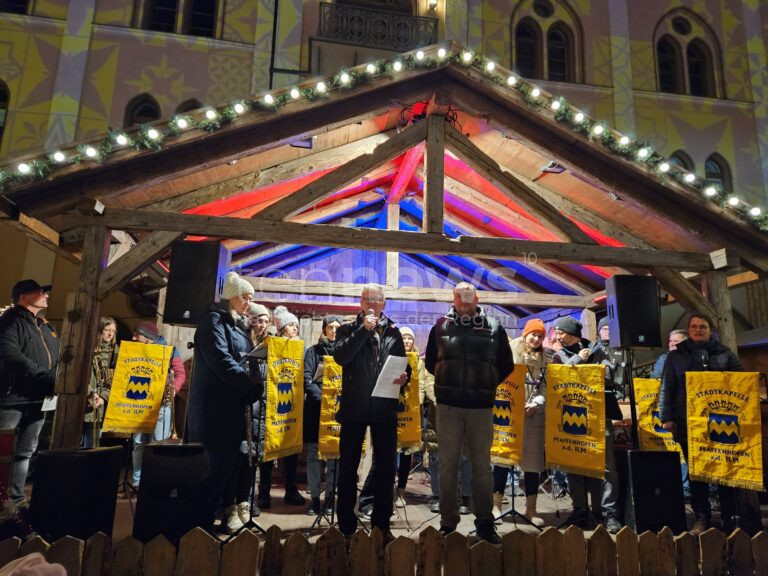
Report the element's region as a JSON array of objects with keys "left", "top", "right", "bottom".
[{"left": 1, "top": 524, "right": 767, "bottom": 575}]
